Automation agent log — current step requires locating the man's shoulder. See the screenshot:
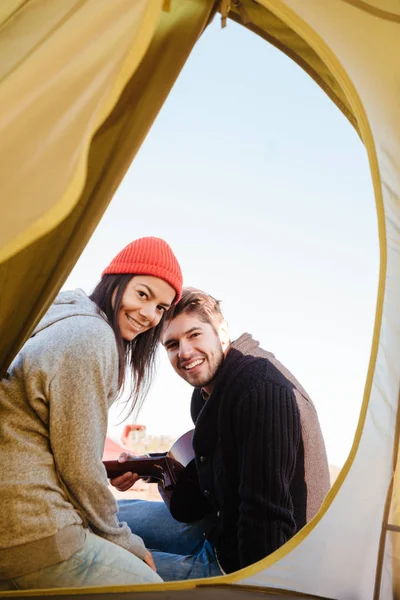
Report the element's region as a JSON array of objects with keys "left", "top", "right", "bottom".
[
  {"left": 224, "top": 350, "right": 293, "bottom": 394},
  {"left": 226, "top": 333, "right": 309, "bottom": 399}
]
